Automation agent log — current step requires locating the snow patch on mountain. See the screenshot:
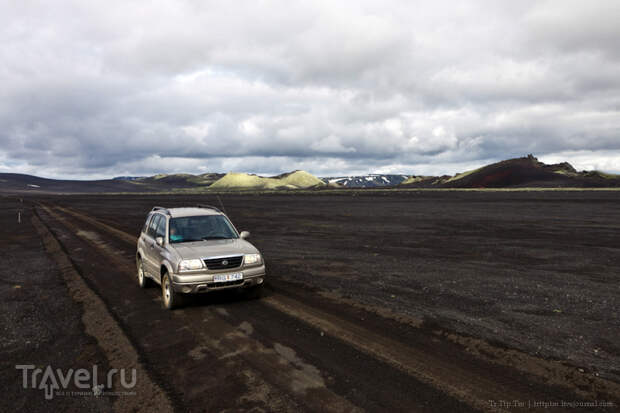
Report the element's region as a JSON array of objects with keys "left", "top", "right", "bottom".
[{"left": 321, "top": 174, "right": 409, "bottom": 188}]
